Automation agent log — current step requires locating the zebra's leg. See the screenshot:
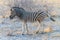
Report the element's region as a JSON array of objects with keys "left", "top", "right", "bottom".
[
  {"left": 25, "top": 23, "right": 29, "bottom": 34},
  {"left": 22, "top": 22, "right": 25, "bottom": 35},
  {"left": 22, "top": 21, "right": 29, "bottom": 35},
  {"left": 35, "top": 23, "right": 41, "bottom": 34},
  {"left": 35, "top": 22, "right": 44, "bottom": 34},
  {"left": 39, "top": 22, "right": 45, "bottom": 34}
]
